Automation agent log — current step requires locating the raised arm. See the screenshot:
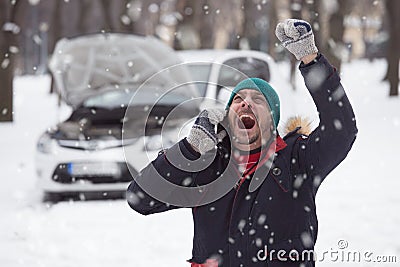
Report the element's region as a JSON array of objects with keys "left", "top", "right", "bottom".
[
  {"left": 300, "top": 53, "right": 357, "bottom": 183},
  {"left": 276, "top": 19, "right": 358, "bottom": 191}
]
